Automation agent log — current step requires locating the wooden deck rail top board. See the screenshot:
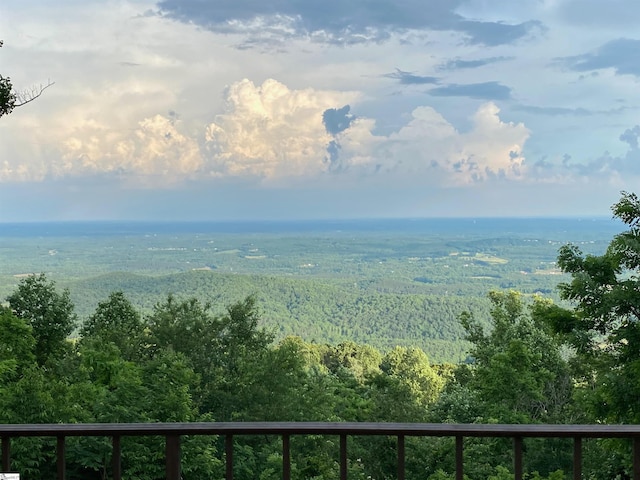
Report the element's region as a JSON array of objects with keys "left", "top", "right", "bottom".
[{"left": 2, "top": 422, "right": 640, "bottom": 438}]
